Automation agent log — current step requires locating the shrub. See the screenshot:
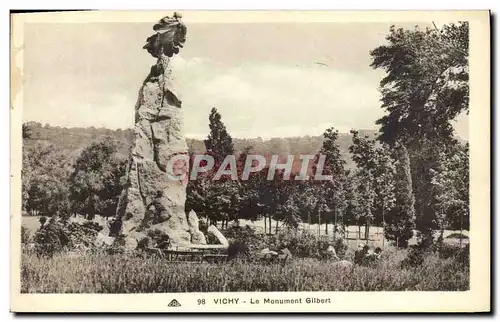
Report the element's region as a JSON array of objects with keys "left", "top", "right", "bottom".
[
  {"left": 136, "top": 236, "right": 152, "bottom": 251},
  {"left": 107, "top": 216, "right": 122, "bottom": 237},
  {"left": 317, "top": 236, "right": 332, "bottom": 259},
  {"left": 66, "top": 221, "right": 103, "bottom": 248},
  {"left": 227, "top": 241, "right": 250, "bottom": 260},
  {"left": 205, "top": 232, "right": 220, "bottom": 245},
  {"left": 401, "top": 245, "right": 427, "bottom": 268},
  {"left": 33, "top": 218, "right": 105, "bottom": 257},
  {"left": 146, "top": 229, "right": 170, "bottom": 249},
  {"left": 267, "top": 229, "right": 321, "bottom": 258},
  {"left": 222, "top": 225, "right": 266, "bottom": 254},
  {"left": 38, "top": 216, "right": 47, "bottom": 227},
  {"left": 439, "top": 243, "right": 469, "bottom": 263},
  {"left": 106, "top": 235, "right": 126, "bottom": 255},
  {"left": 199, "top": 219, "right": 209, "bottom": 233},
  {"left": 33, "top": 220, "right": 69, "bottom": 257},
  {"left": 21, "top": 227, "right": 31, "bottom": 245},
  {"left": 454, "top": 244, "right": 470, "bottom": 267},
  {"left": 333, "top": 238, "right": 348, "bottom": 258}
]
